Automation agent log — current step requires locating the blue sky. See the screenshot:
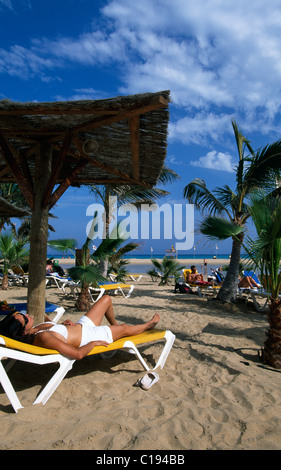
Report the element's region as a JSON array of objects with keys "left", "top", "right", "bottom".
[{"left": 1, "top": 0, "right": 281, "bottom": 255}]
